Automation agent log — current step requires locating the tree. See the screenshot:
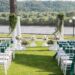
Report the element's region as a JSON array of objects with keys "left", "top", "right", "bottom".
[
  {"left": 9, "top": 0, "right": 17, "bottom": 33},
  {"left": 9, "top": 0, "right": 17, "bottom": 51},
  {"left": 9, "top": 0, "right": 23, "bottom": 50},
  {"left": 53, "top": 13, "right": 64, "bottom": 40}
]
